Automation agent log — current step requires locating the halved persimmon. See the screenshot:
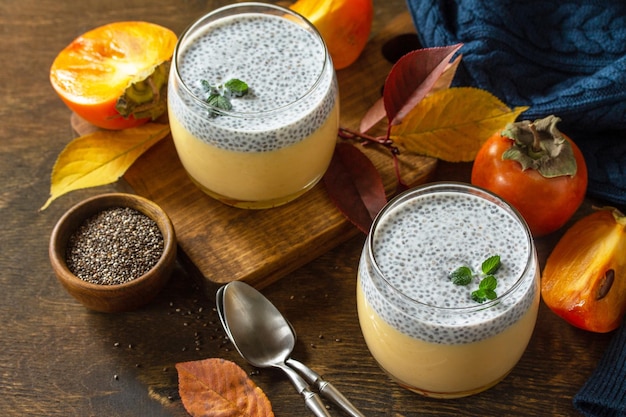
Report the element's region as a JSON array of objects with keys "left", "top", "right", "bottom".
[
  {"left": 50, "top": 21, "right": 177, "bottom": 130},
  {"left": 542, "top": 207, "right": 626, "bottom": 333}
]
